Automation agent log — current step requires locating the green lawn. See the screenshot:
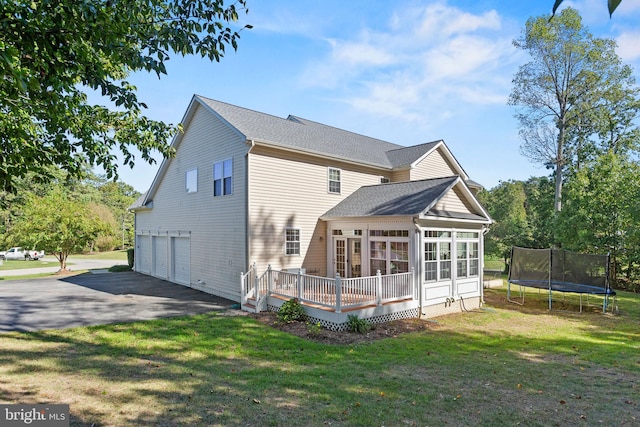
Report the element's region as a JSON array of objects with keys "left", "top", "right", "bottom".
[
  {"left": 0, "top": 259, "right": 60, "bottom": 271},
  {"left": 68, "top": 250, "right": 129, "bottom": 261},
  {"left": 0, "top": 287, "right": 638, "bottom": 426}
]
